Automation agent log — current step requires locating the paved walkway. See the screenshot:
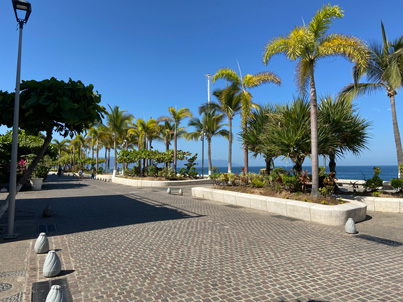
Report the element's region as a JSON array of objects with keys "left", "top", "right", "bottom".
[{"left": 0, "top": 175, "right": 402, "bottom": 301}]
